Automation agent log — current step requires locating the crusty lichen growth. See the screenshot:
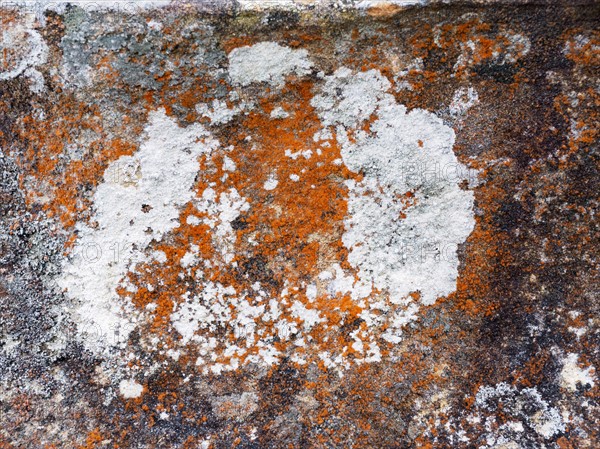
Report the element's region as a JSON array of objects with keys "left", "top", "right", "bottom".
[{"left": 0, "top": 3, "right": 598, "bottom": 449}]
